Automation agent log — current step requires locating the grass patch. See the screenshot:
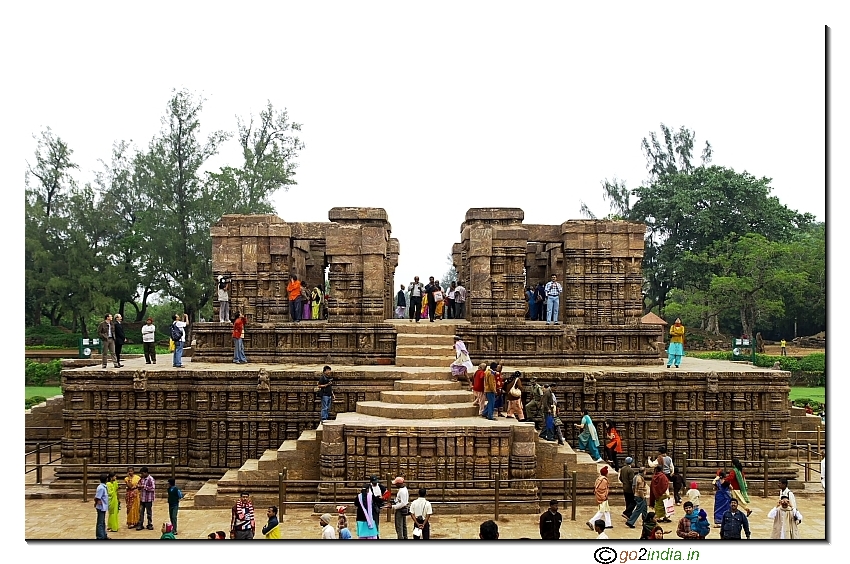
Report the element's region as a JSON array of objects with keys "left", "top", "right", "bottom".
[
  {"left": 789, "top": 386, "right": 825, "bottom": 404},
  {"left": 26, "top": 386, "right": 62, "bottom": 400}
]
